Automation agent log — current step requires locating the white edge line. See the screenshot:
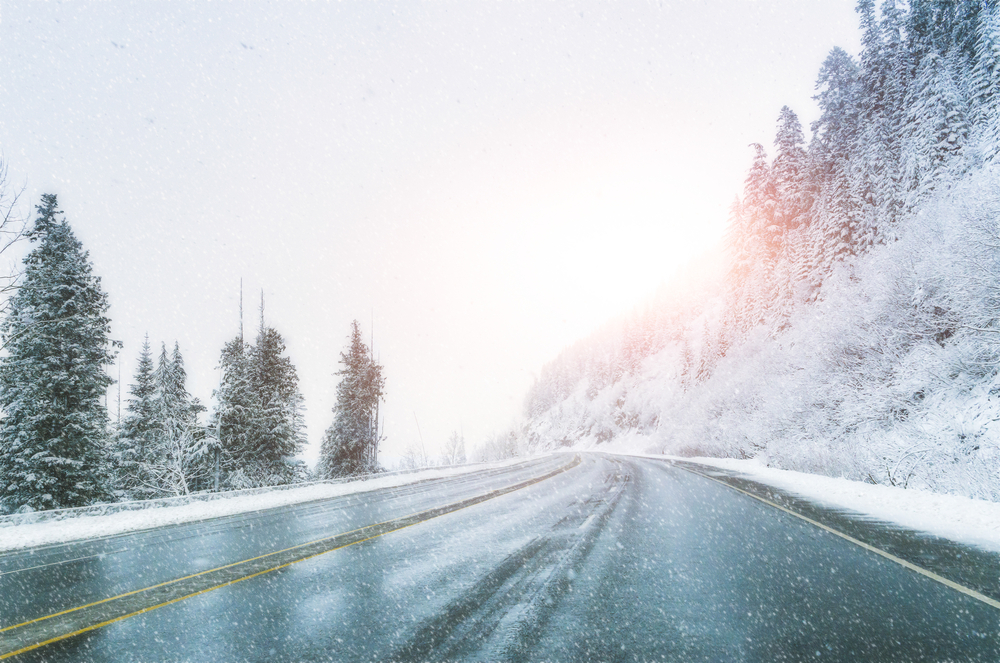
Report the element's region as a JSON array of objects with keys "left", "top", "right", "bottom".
[{"left": 676, "top": 463, "right": 1000, "bottom": 612}]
